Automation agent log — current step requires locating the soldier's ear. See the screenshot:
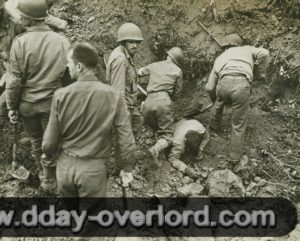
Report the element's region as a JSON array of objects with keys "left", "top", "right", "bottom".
[{"left": 77, "top": 63, "right": 83, "bottom": 72}]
